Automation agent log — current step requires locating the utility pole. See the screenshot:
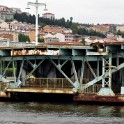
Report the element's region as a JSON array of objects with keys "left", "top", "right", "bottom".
[{"left": 27, "top": 0, "right": 47, "bottom": 45}]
